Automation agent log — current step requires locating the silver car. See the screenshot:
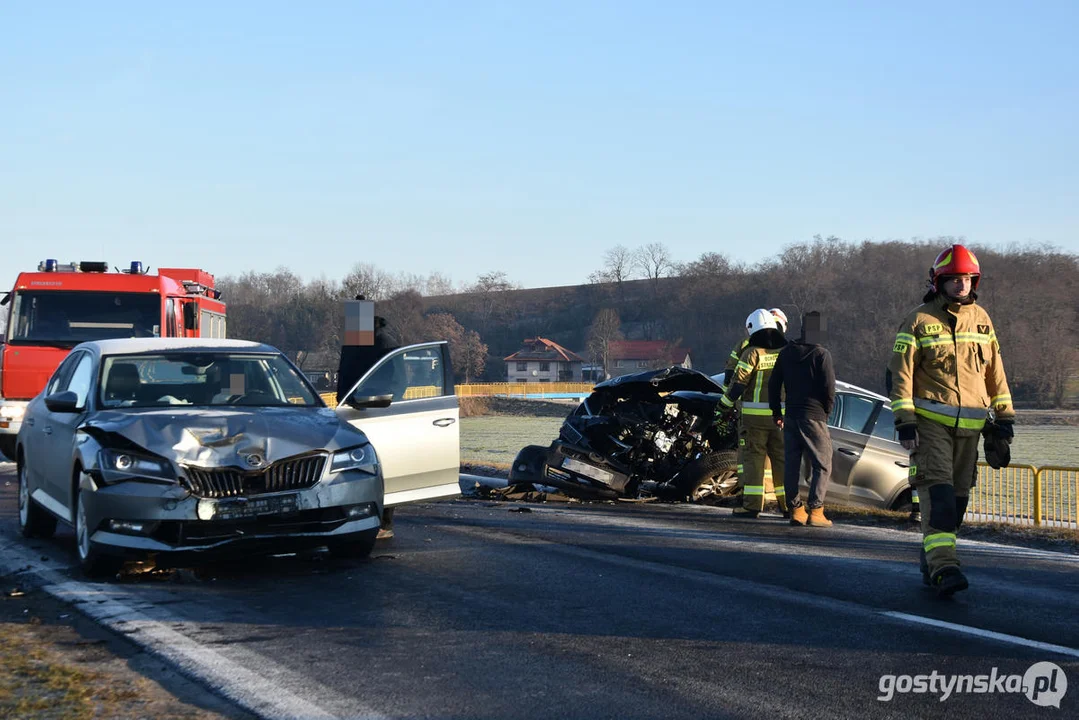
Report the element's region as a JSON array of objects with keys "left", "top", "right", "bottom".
[
  {"left": 15, "top": 338, "right": 460, "bottom": 576},
  {"left": 815, "top": 380, "right": 912, "bottom": 511},
  {"left": 709, "top": 375, "right": 913, "bottom": 511}
]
